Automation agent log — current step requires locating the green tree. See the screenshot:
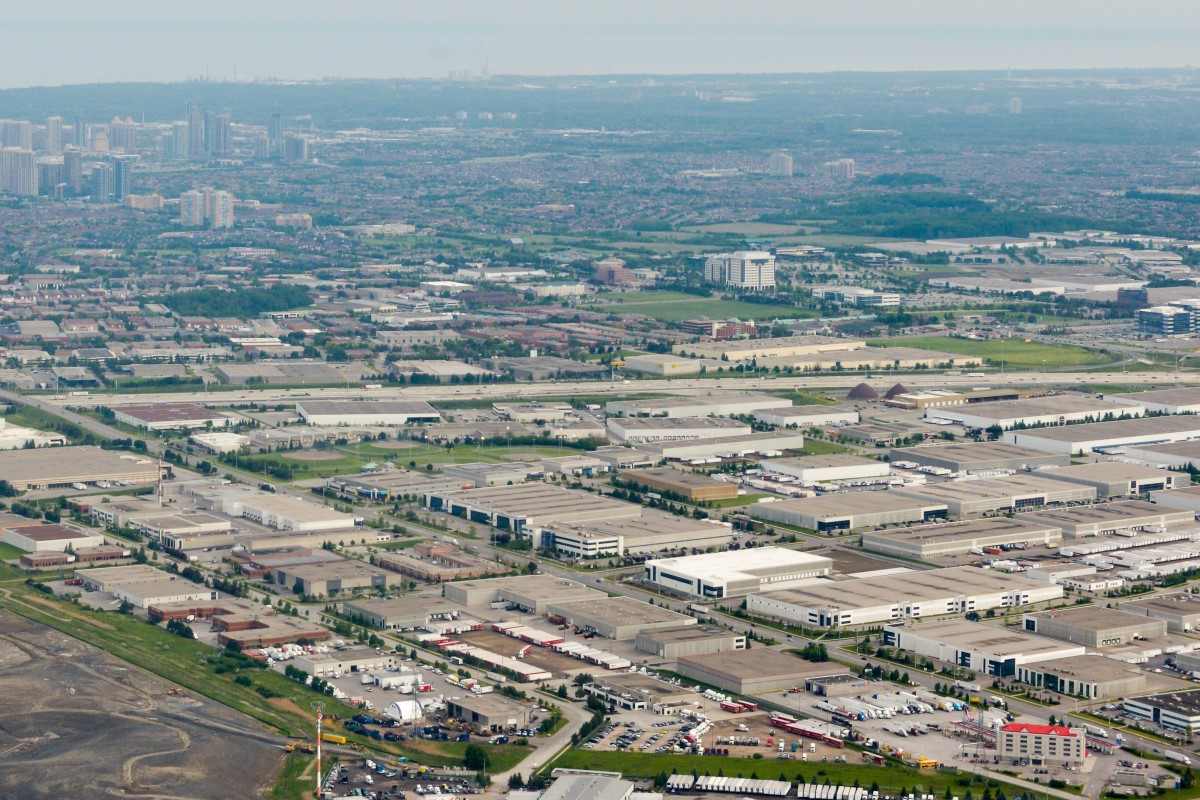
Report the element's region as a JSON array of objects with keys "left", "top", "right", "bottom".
[{"left": 463, "top": 744, "right": 490, "bottom": 771}]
